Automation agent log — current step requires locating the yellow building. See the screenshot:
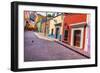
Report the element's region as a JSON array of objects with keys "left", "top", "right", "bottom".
[{"left": 49, "top": 14, "right": 64, "bottom": 40}]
